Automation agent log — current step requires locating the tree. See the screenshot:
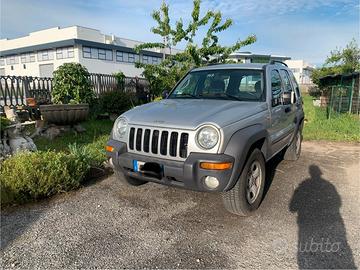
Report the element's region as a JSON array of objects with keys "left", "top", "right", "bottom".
[
  {"left": 134, "top": 0, "right": 256, "bottom": 96},
  {"left": 311, "top": 39, "right": 360, "bottom": 86}
]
